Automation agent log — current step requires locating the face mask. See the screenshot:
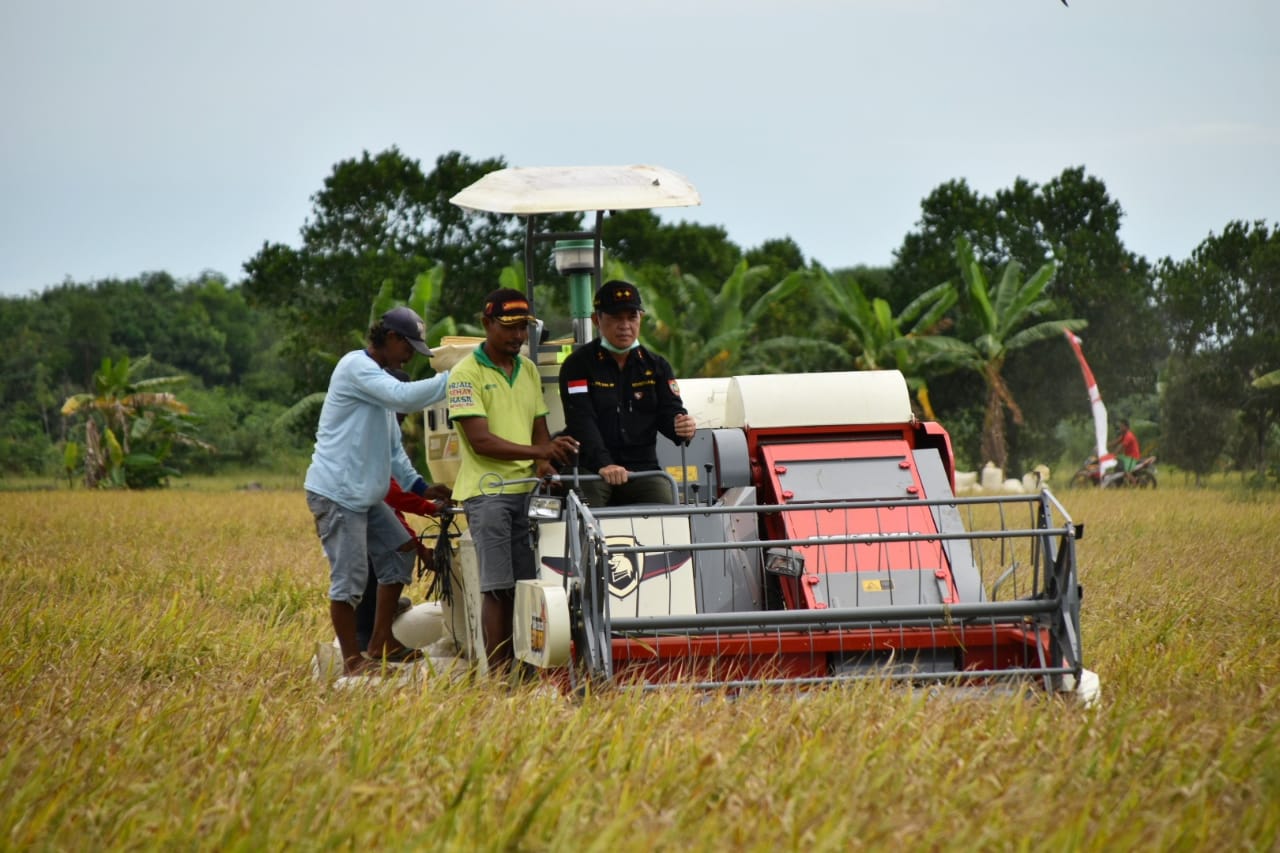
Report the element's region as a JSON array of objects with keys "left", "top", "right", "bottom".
[{"left": 600, "top": 338, "right": 639, "bottom": 354}]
